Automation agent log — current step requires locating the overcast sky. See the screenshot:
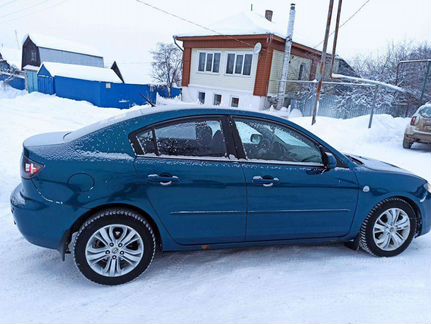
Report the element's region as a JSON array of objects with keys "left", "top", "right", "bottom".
[{"left": 0, "top": 0, "right": 430, "bottom": 82}]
